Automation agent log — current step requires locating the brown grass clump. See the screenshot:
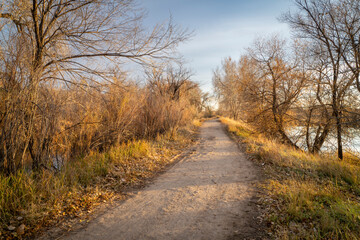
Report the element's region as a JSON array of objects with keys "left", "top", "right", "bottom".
[
  {"left": 221, "top": 117, "right": 360, "bottom": 239},
  {"left": 0, "top": 62, "right": 203, "bottom": 238},
  {"left": 0, "top": 2, "right": 203, "bottom": 238},
  {"left": 0, "top": 121, "right": 199, "bottom": 239}
]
